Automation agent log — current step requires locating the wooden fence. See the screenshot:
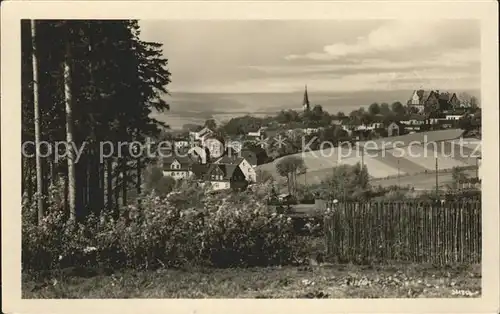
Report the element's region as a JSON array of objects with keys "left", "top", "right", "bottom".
[{"left": 324, "top": 201, "right": 481, "bottom": 265}]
